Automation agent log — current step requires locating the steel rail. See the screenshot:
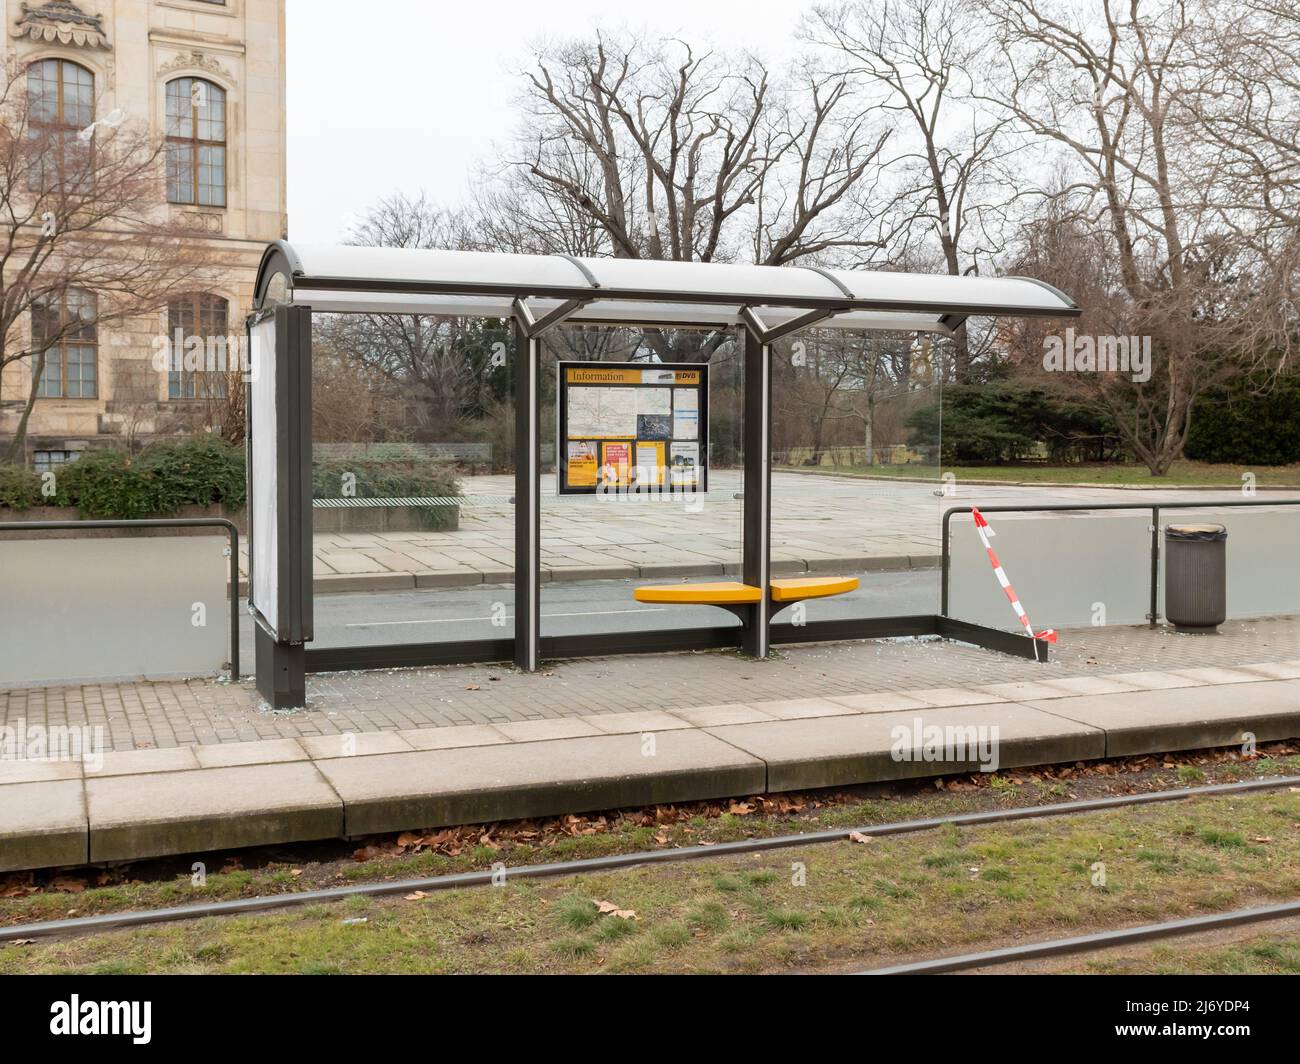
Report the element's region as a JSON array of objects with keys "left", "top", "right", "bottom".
[
  {"left": 3, "top": 773, "right": 1298, "bottom": 945},
  {"left": 940, "top": 498, "right": 1300, "bottom": 625},
  {"left": 861, "top": 900, "right": 1300, "bottom": 975}
]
